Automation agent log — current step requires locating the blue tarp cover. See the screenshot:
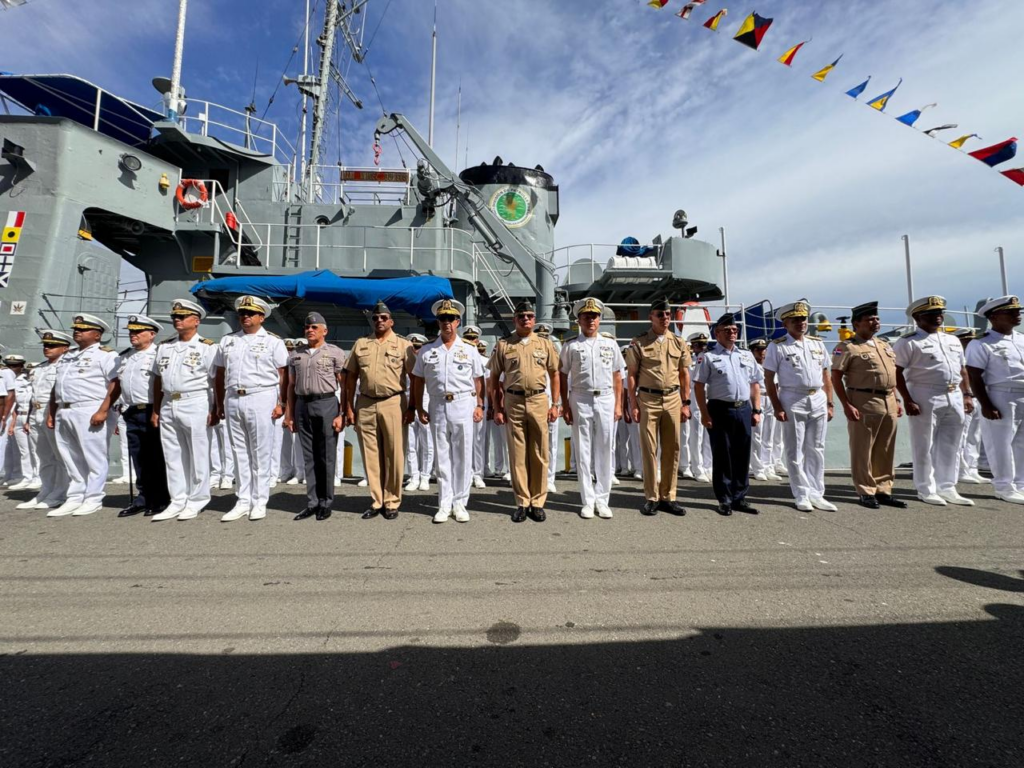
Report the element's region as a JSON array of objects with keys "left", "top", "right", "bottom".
[{"left": 191, "top": 271, "right": 455, "bottom": 320}]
